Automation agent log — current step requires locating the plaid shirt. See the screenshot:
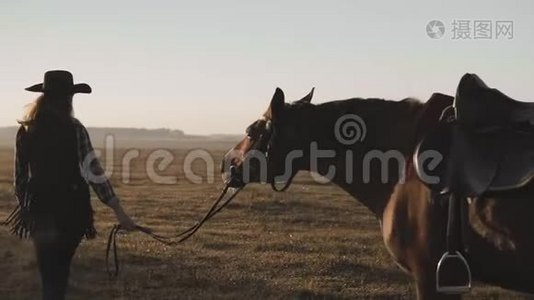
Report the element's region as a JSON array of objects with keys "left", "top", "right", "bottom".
[{"left": 14, "top": 119, "right": 119, "bottom": 206}]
